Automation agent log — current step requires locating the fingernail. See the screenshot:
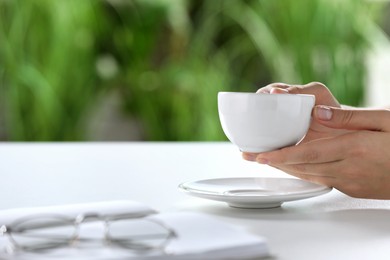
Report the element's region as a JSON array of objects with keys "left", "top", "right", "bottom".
[
  {"left": 256, "top": 89, "right": 269, "bottom": 94},
  {"left": 315, "top": 105, "right": 333, "bottom": 120},
  {"left": 270, "top": 87, "right": 289, "bottom": 94},
  {"left": 257, "top": 158, "right": 269, "bottom": 164},
  {"left": 244, "top": 153, "right": 257, "bottom": 161}
]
